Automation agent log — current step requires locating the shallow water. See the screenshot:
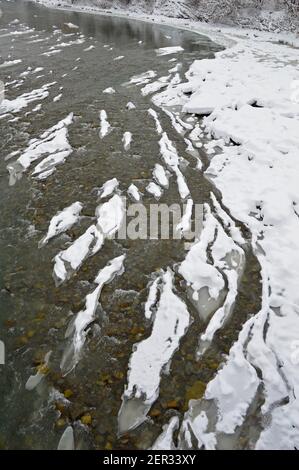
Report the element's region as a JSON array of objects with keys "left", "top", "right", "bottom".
[{"left": 0, "top": 0, "right": 261, "bottom": 450}]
